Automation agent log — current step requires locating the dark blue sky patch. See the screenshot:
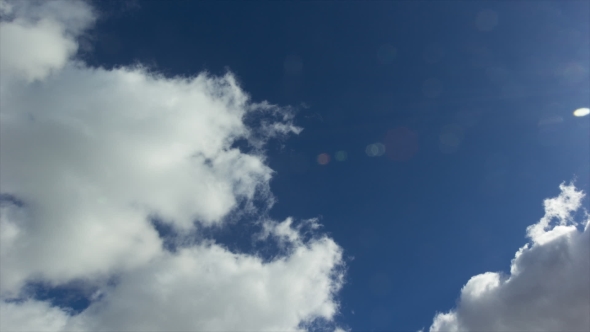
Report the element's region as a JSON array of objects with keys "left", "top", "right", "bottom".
[
  {"left": 19, "top": 280, "right": 97, "bottom": 315},
  {"left": 297, "top": 316, "right": 342, "bottom": 332},
  {"left": 148, "top": 216, "right": 180, "bottom": 253}
]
